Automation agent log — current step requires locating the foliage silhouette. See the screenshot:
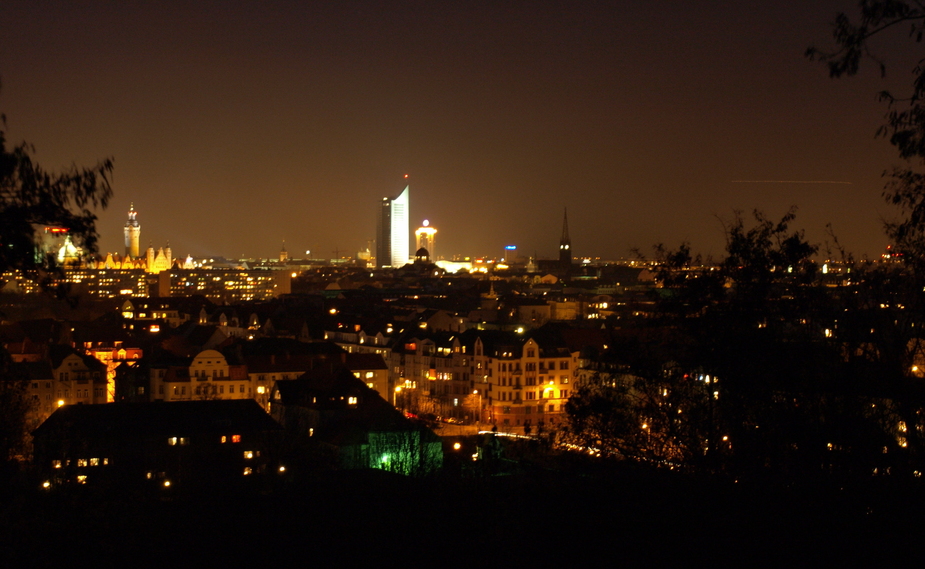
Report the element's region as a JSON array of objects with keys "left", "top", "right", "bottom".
[
  {"left": 0, "top": 98, "right": 113, "bottom": 289},
  {"left": 808, "top": 1, "right": 925, "bottom": 252}
]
